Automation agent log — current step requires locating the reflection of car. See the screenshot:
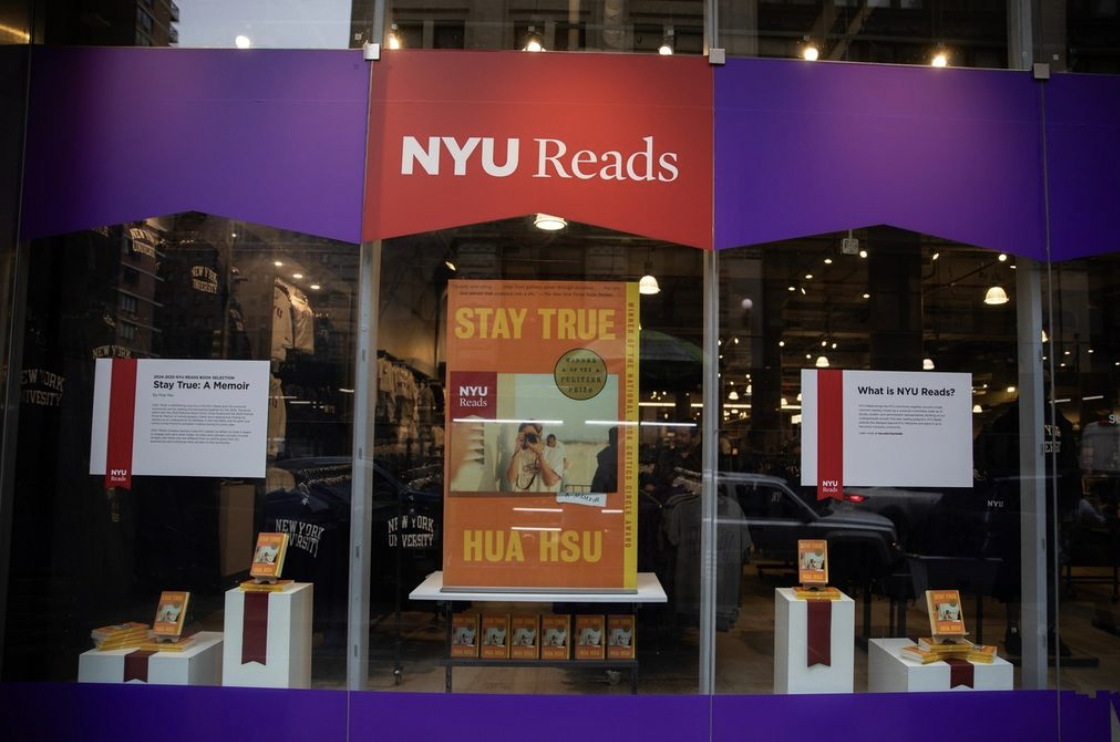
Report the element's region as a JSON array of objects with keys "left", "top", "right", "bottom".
[
  {"left": 830, "top": 486, "right": 947, "bottom": 547},
  {"left": 718, "top": 473, "right": 903, "bottom": 585}
]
